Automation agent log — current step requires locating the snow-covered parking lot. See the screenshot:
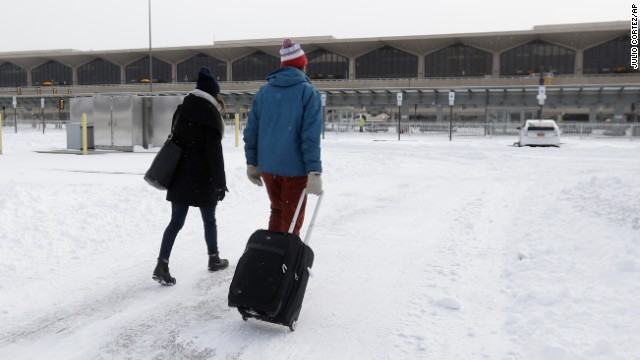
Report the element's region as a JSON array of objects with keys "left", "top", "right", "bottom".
[{"left": 1, "top": 128, "right": 639, "bottom": 359}]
